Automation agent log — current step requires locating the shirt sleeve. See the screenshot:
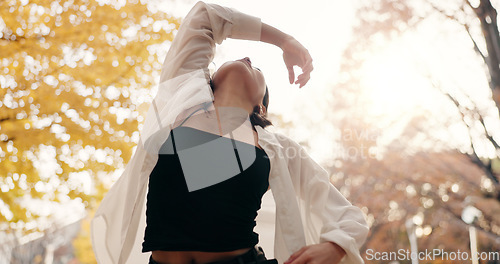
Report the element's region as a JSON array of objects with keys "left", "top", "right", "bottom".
[
  {"left": 279, "top": 133, "right": 370, "bottom": 264},
  {"left": 159, "top": 1, "right": 262, "bottom": 83}
]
